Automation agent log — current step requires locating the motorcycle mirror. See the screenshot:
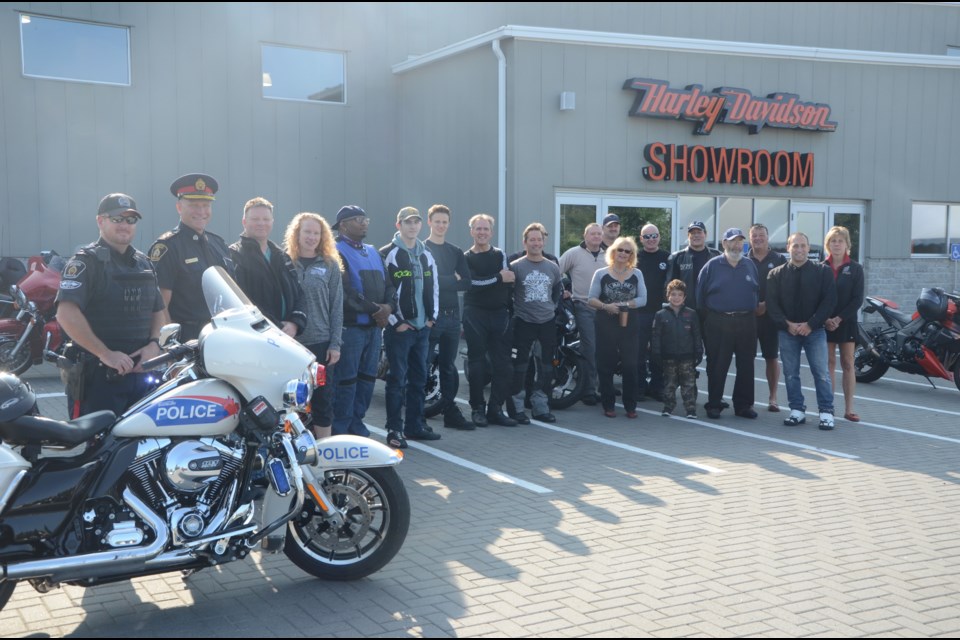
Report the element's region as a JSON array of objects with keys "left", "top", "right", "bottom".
[{"left": 158, "top": 323, "right": 181, "bottom": 348}]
